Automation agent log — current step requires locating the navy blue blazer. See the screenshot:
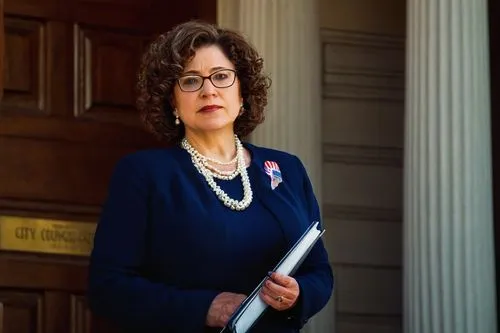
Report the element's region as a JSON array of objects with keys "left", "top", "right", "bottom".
[{"left": 88, "top": 142, "right": 333, "bottom": 333}]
